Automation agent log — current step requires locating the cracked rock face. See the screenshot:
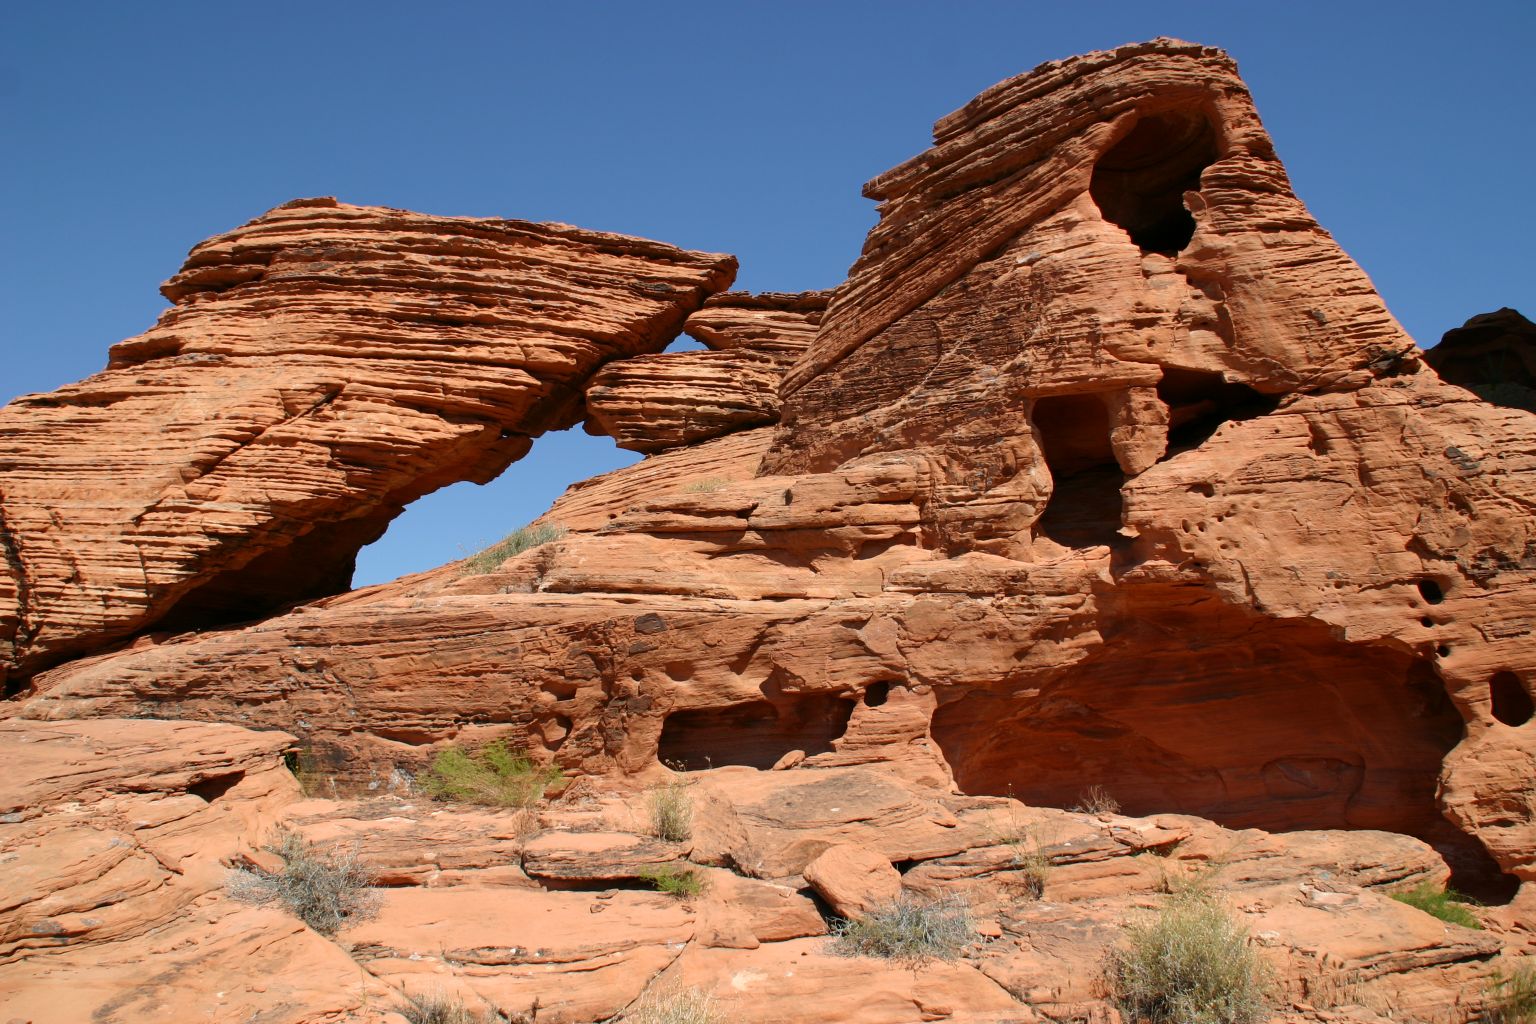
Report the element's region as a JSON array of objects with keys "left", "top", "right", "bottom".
[
  {"left": 7, "top": 36, "right": 1536, "bottom": 919},
  {"left": 0, "top": 198, "right": 735, "bottom": 686}
]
